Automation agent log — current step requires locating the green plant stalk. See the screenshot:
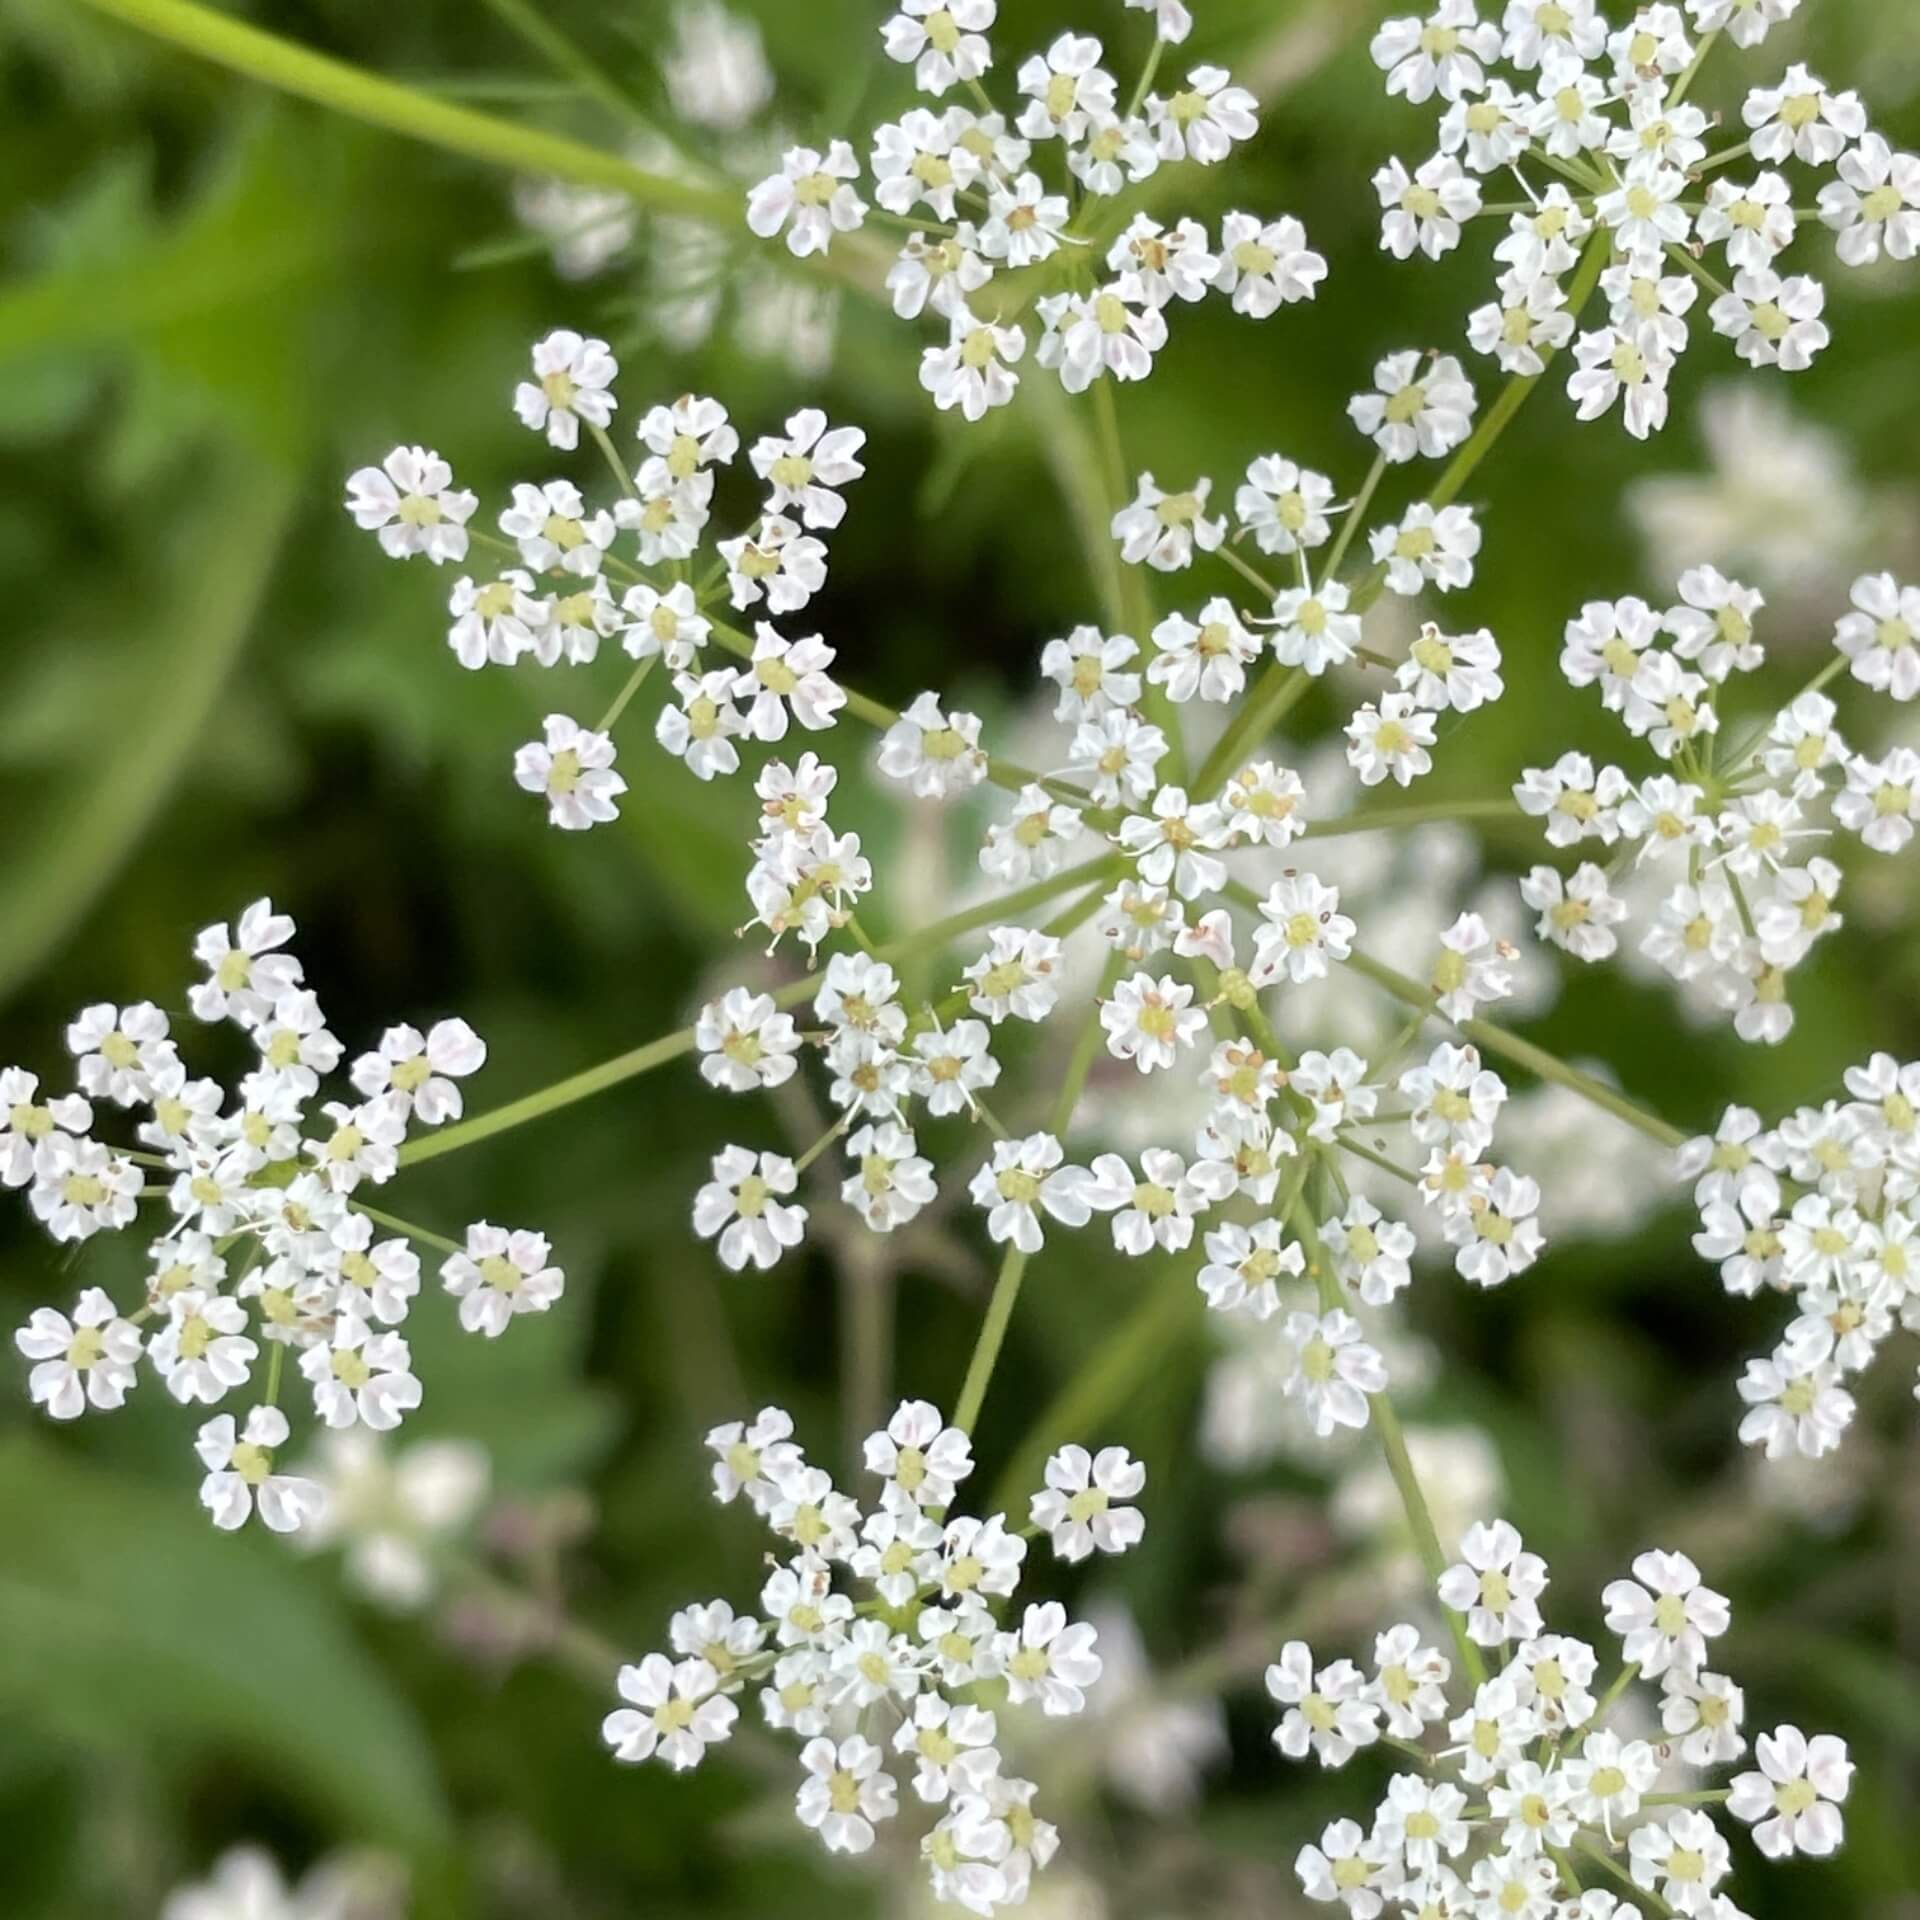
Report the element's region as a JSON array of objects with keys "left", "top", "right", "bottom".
[
  {"left": 76, "top": 0, "right": 741, "bottom": 222},
  {"left": 1302, "top": 797, "right": 1525, "bottom": 840},
  {"left": 951, "top": 948, "right": 1126, "bottom": 1435},
  {"left": 394, "top": 854, "right": 1123, "bottom": 1169},
  {"left": 1290, "top": 1188, "right": 1487, "bottom": 1687}
]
